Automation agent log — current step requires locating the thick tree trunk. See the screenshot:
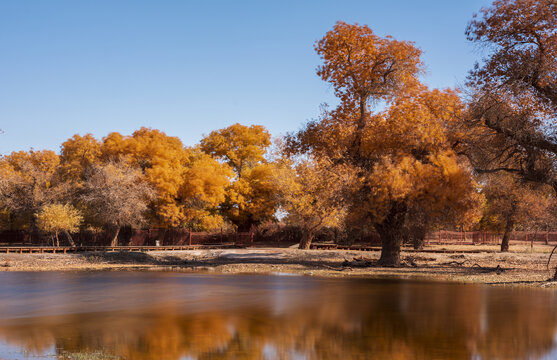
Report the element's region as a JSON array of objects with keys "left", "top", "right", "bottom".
[
  {"left": 63, "top": 230, "right": 76, "bottom": 247},
  {"left": 376, "top": 203, "right": 407, "bottom": 266},
  {"left": 299, "top": 231, "right": 314, "bottom": 250},
  {"left": 501, "top": 218, "right": 514, "bottom": 252},
  {"left": 55, "top": 232, "right": 60, "bottom": 247},
  {"left": 110, "top": 227, "right": 121, "bottom": 247}
]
